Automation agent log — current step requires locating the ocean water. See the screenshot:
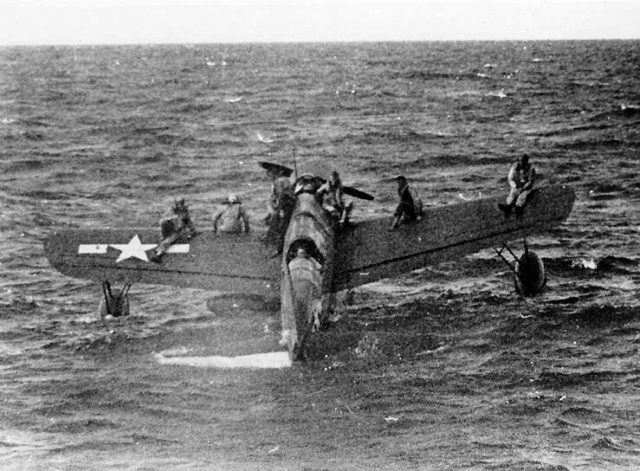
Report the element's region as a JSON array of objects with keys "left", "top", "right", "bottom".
[{"left": 1, "top": 41, "right": 639, "bottom": 470}]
